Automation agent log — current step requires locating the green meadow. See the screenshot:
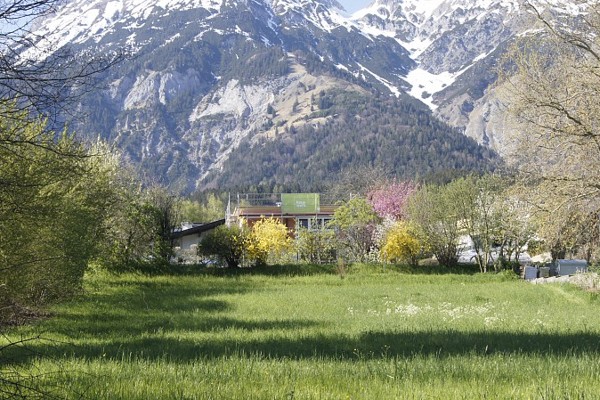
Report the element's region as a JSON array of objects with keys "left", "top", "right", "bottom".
[{"left": 2, "top": 265, "right": 600, "bottom": 399}]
